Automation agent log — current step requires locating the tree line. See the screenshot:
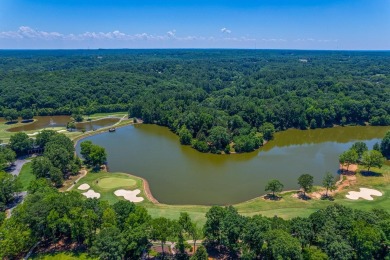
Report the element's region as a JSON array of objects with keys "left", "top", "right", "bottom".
[
  {"left": 0, "top": 181, "right": 389, "bottom": 259},
  {"left": 1, "top": 50, "right": 389, "bottom": 153}
]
